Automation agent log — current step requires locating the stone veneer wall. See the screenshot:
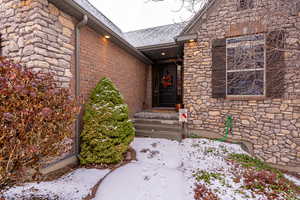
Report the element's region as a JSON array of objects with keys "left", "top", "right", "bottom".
[
  {"left": 0, "top": 0, "right": 74, "bottom": 88},
  {"left": 183, "top": 0, "right": 300, "bottom": 171},
  {"left": 0, "top": 0, "right": 76, "bottom": 164}
]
